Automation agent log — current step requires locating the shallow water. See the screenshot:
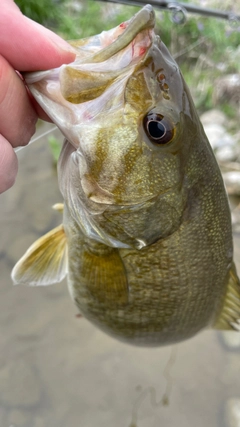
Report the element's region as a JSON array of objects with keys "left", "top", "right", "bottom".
[{"left": 1, "top": 122, "right": 240, "bottom": 427}]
